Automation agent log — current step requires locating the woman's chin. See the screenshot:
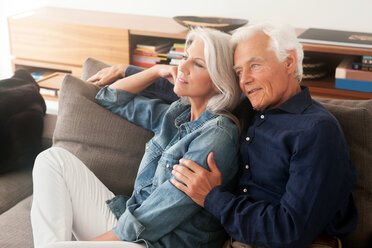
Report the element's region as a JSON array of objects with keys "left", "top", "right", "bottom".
[{"left": 173, "top": 88, "right": 185, "bottom": 97}]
